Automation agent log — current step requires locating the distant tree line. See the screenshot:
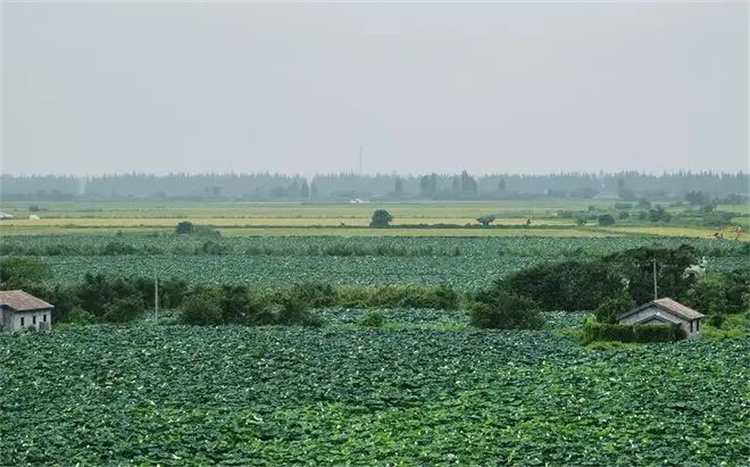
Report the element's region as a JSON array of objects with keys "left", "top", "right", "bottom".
[{"left": 2, "top": 171, "right": 747, "bottom": 201}]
